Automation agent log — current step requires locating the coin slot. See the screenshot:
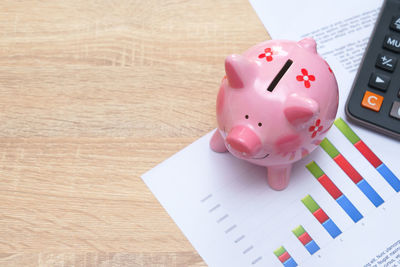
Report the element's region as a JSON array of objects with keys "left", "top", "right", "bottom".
[{"left": 267, "top": 59, "right": 293, "bottom": 92}]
